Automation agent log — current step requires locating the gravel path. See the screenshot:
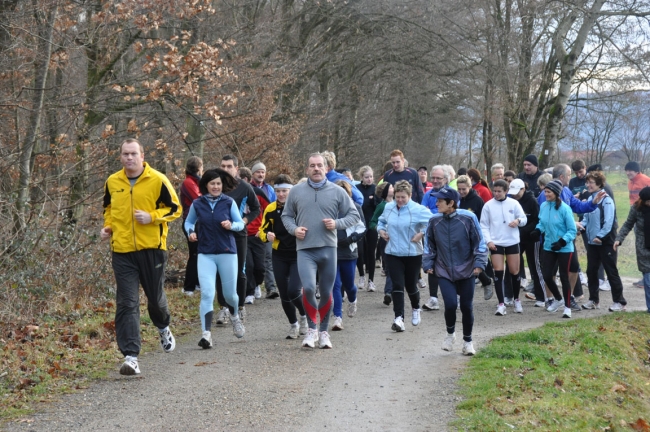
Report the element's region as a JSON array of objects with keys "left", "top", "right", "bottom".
[{"left": 5, "top": 275, "right": 647, "bottom": 431}]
